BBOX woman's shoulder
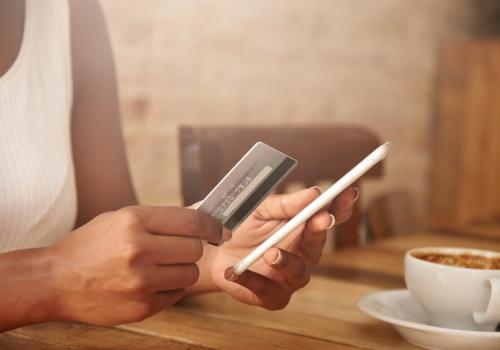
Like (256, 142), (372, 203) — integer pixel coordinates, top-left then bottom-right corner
(69, 0), (115, 94)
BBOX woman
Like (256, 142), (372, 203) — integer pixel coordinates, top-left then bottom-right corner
(0, 0), (358, 331)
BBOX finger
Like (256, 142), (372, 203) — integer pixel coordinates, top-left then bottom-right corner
(222, 227), (232, 241)
(300, 212), (332, 265)
(224, 267), (290, 310)
(144, 235), (203, 264)
(301, 226), (328, 266)
(150, 289), (185, 313)
(263, 248), (310, 290)
(150, 263), (200, 291)
(331, 187), (359, 225)
(258, 187), (321, 220)
(121, 206), (222, 243)
(304, 210), (334, 233)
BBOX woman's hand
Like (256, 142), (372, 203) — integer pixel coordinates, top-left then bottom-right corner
(203, 187), (358, 310)
(48, 206), (221, 325)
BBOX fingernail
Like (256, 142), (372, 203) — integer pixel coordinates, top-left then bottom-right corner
(224, 267), (239, 282)
(327, 214), (336, 229)
(271, 249), (283, 266)
(208, 240), (221, 246)
(352, 188), (360, 202)
(221, 228), (232, 242)
(311, 186), (323, 195)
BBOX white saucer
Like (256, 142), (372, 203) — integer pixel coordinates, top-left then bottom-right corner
(358, 289), (500, 350)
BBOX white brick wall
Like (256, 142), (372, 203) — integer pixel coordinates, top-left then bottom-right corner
(100, 0), (470, 224)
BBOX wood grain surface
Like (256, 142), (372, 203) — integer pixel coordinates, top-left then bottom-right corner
(4, 230), (500, 349)
(431, 40), (500, 229)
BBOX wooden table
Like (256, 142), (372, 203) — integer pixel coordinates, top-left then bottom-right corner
(437, 221), (500, 240)
(3, 230), (500, 349)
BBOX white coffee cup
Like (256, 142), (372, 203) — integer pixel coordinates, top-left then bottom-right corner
(405, 247), (500, 331)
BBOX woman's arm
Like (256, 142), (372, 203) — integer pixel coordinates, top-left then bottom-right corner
(0, 0), (130, 331)
(0, 248), (60, 331)
(0, 206), (222, 332)
(0, 0), (205, 332)
(70, 0), (137, 226)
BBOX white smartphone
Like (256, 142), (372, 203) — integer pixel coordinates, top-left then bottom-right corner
(232, 142), (392, 275)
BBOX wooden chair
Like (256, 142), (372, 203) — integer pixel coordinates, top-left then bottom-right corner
(179, 125), (383, 248)
(366, 190), (417, 241)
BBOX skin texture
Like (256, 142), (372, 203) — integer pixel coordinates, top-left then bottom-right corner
(0, 1), (24, 78)
(200, 187), (358, 309)
(49, 206), (222, 325)
(0, 0), (357, 331)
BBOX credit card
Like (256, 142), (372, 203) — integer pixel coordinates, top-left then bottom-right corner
(197, 142), (297, 231)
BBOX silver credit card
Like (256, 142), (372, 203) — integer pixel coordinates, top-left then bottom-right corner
(197, 142), (297, 231)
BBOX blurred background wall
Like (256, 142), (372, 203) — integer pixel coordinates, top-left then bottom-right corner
(99, 0), (474, 224)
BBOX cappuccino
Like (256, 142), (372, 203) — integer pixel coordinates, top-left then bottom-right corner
(413, 252), (500, 270)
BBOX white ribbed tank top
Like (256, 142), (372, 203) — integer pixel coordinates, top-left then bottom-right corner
(0, 0), (77, 253)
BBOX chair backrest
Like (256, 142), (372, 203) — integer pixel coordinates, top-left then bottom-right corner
(179, 125), (383, 248)
(366, 190), (416, 240)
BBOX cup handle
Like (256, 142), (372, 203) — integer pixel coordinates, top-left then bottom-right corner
(473, 276), (500, 324)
